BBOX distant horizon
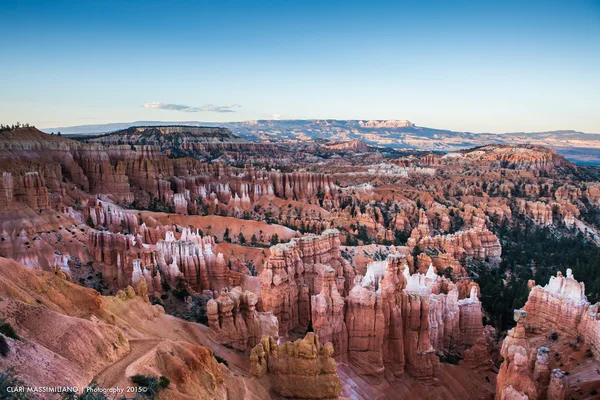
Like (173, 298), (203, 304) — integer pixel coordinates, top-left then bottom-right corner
(38, 118), (599, 136)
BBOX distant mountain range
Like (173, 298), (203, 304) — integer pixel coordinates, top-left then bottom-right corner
(43, 120), (600, 165)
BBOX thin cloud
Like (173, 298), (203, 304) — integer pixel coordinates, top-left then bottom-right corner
(144, 102), (241, 113)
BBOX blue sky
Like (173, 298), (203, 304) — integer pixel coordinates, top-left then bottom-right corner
(1, 0), (599, 133)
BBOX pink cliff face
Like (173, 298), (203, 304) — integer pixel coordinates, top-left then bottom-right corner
(311, 267), (348, 359)
(497, 270), (600, 400)
(260, 229), (354, 335)
(523, 269), (588, 336)
(207, 287), (278, 351)
(250, 333), (343, 399)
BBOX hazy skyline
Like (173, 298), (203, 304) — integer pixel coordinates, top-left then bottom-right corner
(1, 0), (599, 133)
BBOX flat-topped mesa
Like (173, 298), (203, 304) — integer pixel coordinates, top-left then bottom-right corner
(88, 126), (275, 167)
(358, 119), (414, 129)
(207, 287), (278, 351)
(90, 126), (244, 145)
(523, 269), (589, 336)
(457, 145), (567, 171)
(325, 139), (369, 152)
(260, 229), (354, 335)
(1, 127), (343, 218)
(134, 126), (235, 137)
(249, 333), (343, 399)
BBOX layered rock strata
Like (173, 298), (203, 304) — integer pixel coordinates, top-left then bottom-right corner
(316, 254), (489, 381)
(497, 270), (600, 399)
(207, 287), (278, 351)
(260, 229), (354, 335)
(250, 333), (343, 399)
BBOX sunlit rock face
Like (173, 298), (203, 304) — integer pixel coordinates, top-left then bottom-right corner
(207, 287), (278, 351)
(523, 268), (588, 336)
(260, 229), (354, 335)
(340, 255), (489, 380)
(250, 333), (343, 399)
(156, 230), (230, 292)
(311, 267), (348, 359)
(497, 270), (600, 400)
(496, 310), (569, 400)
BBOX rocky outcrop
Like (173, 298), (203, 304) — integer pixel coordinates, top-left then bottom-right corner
(0, 172), (14, 205)
(555, 185), (582, 203)
(207, 287), (278, 351)
(517, 200), (553, 226)
(525, 270), (600, 361)
(523, 269), (588, 336)
(407, 209), (432, 247)
(460, 145), (566, 171)
(260, 229), (354, 335)
(578, 303), (600, 359)
(344, 256), (488, 380)
(14, 172), (50, 210)
(414, 227), (501, 262)
(497, 271), (600, 400)
(496, 309), (569, 400)
(87, 226), (231, 294)
(457, 286), (485, 350)
(311, 267), (348, 359)
(74, 147), (134, 204)
(496, 310), (539, 399)
(87, 230), (147, 287)
(345, 278), (387, 376)
(250, 333), (343, 399)
(402, 286), (439, 379)
(156, 230), (229, 292)
(585, 184), (600, 206)
(83, 199), (138, 233)
(260, 242), (301, 334)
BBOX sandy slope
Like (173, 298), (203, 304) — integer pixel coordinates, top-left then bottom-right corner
(0, 257), (268, 399)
